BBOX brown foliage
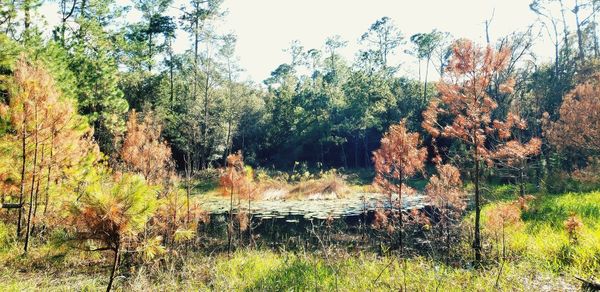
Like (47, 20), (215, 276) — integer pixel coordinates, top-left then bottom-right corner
(516, 194), (536, 212)
(421, 40), (524, 164)
(491, 138), (542, 166)
(426, 164), (466, 212)
(564, 214), (584, 243)
(120, 110), (173, 184)
(372, 207), (389, 230)
(151, 181), (208, 244)
(219, 152), (257, 200)
(544, 74), (600, 153)
(286, 174), (350, 199)
(372, 121), (427, 201)
(486, 202), (523, 233)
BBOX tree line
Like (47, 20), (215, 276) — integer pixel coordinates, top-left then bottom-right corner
(1, 0), (598, 173)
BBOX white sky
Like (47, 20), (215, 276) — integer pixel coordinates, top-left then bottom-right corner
(40, 0), (569, 82)
(215, 0), (548, 81)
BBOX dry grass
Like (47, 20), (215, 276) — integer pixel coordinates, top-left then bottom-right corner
(249, 173), (352, 200)
(285, 174), (350, 199)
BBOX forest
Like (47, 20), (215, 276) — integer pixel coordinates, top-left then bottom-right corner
(0, 0), (600, 291)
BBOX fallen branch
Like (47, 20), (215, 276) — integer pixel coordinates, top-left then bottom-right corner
(1, 203), (23, 209)
(575, 275), (600, 291)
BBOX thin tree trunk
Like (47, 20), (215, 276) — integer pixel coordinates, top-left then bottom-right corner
(17, 117), (27, 237)
(227, 182), (234, 255)
(418, 58), (422, 96)
(23, 0), (31, 32)
(225, 120), (232, 159)
(106, 243), (120, 292)
(363, 133), (369, 167)
(423, 55), (430, 102)
(354, 137), (358, 168)
(560, 0), (571, 57)
(169, 38), (174, 108)
(184, 152), (191, 224)
(31, 143), (45, 233)
(445, 202), (450, 265)
(473, 146), (482, 264)
(24, 107), (39, 253)
(202, 47), (211, 169)
(594, 0), (599, 58)
(519, 163), (525, 197)
(574, 0), (585, 61)
(398, 175), (403, 257)
(44, 132), (54, 215)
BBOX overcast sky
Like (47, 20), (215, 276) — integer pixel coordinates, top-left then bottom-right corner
(42, 0), (567, 82)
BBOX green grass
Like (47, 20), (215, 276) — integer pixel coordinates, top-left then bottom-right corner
(482, 190), (600, 277)
(524, 191), (600, 228)
(0, 248), (577, 291)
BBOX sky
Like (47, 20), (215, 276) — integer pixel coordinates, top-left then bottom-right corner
(213, 0), (549, 81)
(41, 0), (564, 83)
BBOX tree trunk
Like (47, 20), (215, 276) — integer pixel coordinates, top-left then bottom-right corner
(560, 0), (571, 57)
(519, 162), (526, 197)
(398, 177), (403, 257)
(225, 119), (232, 159)
(44, 132), (54, 215)
(473, 151), (482, 264)
(340, 141), (348, 169)
(31, 144), (44, 234)
(227, 183), (234, 255)
(423, 55), (430, 102)
(184, 152), (191, 224)
(17, 117), (27, 237)
(594, 1), (599, 58)
(169, 38), (174, 108)
(574, 0), (585, 61)
(354, 137), (359, 168)
(23, 0), (31, 32)
(24, 108), (39, 253)
(106, 244), (120, 292)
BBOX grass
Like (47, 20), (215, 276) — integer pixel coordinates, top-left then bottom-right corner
(482, 189), (600, 277)
(0, 248), (577, 291)
(1, 187), (598, 290)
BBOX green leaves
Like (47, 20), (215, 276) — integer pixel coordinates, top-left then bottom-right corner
(73, 173), (158, 239)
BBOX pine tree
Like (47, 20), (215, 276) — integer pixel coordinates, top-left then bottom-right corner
(372, 121), (427, 254)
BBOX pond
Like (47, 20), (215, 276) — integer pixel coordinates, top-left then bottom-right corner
(199, 192), (430, 220)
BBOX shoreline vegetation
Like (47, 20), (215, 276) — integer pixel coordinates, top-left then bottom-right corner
(1, 187), (599, 291)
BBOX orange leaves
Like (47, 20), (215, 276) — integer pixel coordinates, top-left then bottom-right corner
(485, 202), (523, 233)
(492, 138), (541, 166)
(120, 110), (173, 184)
(372, 207), (390, 231)
(219, 152), (257, 200)
(372, 121), (427, 196)
(499, 78), (516, 94)
(425, 164), (466, 211)
(423, 40), (538, 169)
(422, 100), (441, 138)
(564, 214), (584, 243)
(516, 194), (535, 212)
(544, 74), (600, 153)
